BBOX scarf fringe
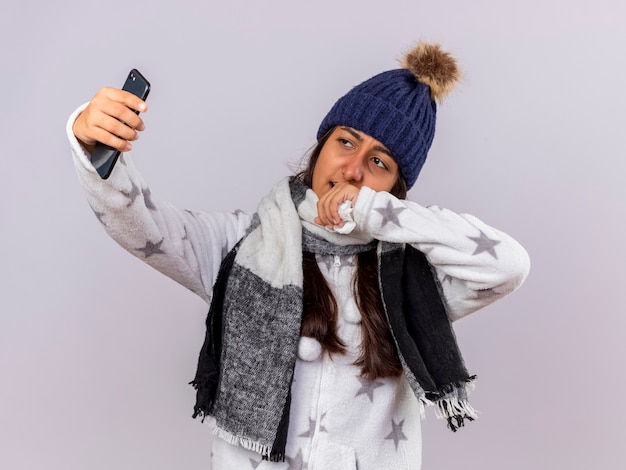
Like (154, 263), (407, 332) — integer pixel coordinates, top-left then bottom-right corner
(189, 379), (216, 422)
(207, 420), (275, 461)
(191, 405), (286, 462)
(418, 395), (434, 419)
(432, 379), (478, 432)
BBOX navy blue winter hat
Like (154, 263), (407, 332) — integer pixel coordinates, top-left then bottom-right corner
(317, 42), (460, 189)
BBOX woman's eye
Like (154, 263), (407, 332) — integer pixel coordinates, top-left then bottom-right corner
(372, 157), (387, 169)
(338, 138), (354, 148)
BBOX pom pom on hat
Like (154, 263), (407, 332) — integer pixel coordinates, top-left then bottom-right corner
(317, 41), (460, 189)
(401, 42), (461, 101)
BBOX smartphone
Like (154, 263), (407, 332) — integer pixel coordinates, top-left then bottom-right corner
(91, 69), (151, 179)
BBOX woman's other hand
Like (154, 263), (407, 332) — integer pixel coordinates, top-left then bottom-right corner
(314, 182), (360, 229)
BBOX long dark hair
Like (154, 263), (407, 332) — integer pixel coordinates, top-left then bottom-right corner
(296, 128), (406, 379)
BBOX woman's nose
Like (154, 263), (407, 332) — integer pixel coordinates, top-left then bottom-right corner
(342, 155), (364, 182)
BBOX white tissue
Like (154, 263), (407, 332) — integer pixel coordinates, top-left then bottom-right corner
(328, 200), (356, 234)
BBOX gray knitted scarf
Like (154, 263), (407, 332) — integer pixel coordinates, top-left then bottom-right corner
(190, 177), (476, 462)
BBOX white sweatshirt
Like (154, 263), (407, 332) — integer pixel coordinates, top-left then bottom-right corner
(67, 105), (530, 470)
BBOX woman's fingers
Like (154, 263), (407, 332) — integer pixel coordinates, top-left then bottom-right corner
(87, 113), (138, 151)
(315, 183), (360, 228)
(73, 87), (147, 152)
(97, 86), (147, 114)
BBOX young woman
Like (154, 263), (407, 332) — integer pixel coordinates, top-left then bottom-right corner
(68, 42), (530, 470)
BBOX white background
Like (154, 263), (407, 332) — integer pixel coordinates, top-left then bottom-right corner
(1, 0), (625, 468)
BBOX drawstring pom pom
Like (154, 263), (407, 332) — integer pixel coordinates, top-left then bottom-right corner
(401, 42), (461, 102)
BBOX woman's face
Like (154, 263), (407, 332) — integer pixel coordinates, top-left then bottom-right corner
(311, 127), (400, 198)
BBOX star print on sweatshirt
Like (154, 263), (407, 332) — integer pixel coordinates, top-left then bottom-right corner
(67, 103), (530, 470)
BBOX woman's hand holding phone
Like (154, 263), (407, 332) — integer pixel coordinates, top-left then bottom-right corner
(73, 87), (147, 154)
(73, 69), (150, 178)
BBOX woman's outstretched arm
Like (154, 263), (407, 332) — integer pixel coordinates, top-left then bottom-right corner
(68, 96), (253, 304)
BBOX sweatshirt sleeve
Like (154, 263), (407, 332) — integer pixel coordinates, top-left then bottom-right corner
(67, 104), (253, 304)
(352, 186), (530, 321)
